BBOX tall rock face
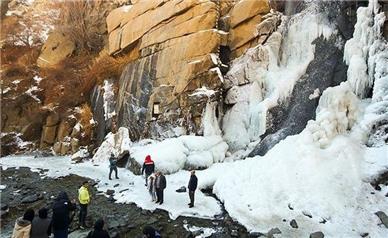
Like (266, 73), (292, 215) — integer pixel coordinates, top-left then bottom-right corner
(107, 0), (271, 140)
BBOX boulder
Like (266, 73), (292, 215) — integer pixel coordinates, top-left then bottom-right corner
(53, 142), (61, 154)
(290, 219), (298, 229)
(175, 186), (186, 193)
(310, 231), (324, 238)
(21, 194), (39, 203)
(37, 31), (75, 68)
(106, 189), (115, 195)
(375, 211), (388, 228)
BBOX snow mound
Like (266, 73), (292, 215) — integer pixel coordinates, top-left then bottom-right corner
(131, 135), (228, 174)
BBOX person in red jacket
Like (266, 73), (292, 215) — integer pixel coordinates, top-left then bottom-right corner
(141, 155), (155, 186)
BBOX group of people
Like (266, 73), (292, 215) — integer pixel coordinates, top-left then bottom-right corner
(11, 153), (198, 238)
(11, 183), (94, 238)
(141, 155), (198, 208)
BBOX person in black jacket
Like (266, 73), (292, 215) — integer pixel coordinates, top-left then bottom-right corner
(30, 207), (51, 238)
(155, 171), (166, 205)
(86, 218), (110, 238)
(109, 153), (119, 180)
(52, 191), (76, 238)
(141, 155), (155, 186)
(187, 170), (198, 208)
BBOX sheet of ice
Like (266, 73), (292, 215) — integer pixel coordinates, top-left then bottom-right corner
(222, 3), (335, 151)
(0, 156), (221, 220)
(102, 80), (116, 121)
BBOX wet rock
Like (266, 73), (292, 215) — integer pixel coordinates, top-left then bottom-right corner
(267, 228), (281, 237)
(310, 231), (324, 238)
(1, 209), (9, 218)
(21, 194), (39, 203)
(176, 186), (187, 193)
(1, 204), (8, 210)
(249, 232), (265, 238)
(231, 229), (239, 237)
(303, 211), (313, 218)
(248, 1), (351, 156)
(360, 233), (369, 237)
(108, 220), (120, 229)
(375, 211), (388, 228)
(106, 189), (115, 195)
(290, 219), (298, 229)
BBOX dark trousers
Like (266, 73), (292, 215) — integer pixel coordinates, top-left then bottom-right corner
(109, 167), (118, 179)
(53, 229), (68, 238)
(189, 190), (195, 205)
(156, 188), (164, 203)
(79, 204), (88, 226)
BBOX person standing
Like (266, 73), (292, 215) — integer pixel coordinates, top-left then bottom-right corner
(30, 207), (51, 238)
(11, 208), (34, 238)
(147, 174), (157, 202)
(78, 181), (90, 229)
(141, 155), (155, 186)
(86, 218), (110, 238)
(52, 191), (76, 238)
(187, 170), (198, 208)
(155, 171), (166, 205)
(109, 153), (119, 180)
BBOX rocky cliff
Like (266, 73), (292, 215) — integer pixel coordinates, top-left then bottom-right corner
(1, 0), (387, 157)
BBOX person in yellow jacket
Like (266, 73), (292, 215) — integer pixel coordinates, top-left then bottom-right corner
(78, 181), (90, 229)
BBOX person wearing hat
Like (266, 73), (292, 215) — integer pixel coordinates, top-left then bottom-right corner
(141, 155), (155, 186)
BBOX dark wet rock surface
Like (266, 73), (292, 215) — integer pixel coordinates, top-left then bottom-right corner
(0, 166), (251, 237)
(249, 0), (355, 157)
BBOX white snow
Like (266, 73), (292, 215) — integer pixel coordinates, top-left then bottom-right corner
(0, 156), (221, 220)
(183, 224), (222, 238)
(189, 87), (216, 98)
(25, 86), (41, 102)
(2, 87), (11, 94)
(33, 75), (42, 84)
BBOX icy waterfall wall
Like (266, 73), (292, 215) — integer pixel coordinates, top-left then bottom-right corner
(222, 1), (358, 155)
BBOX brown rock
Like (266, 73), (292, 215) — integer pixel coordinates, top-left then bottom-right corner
(60, 142), (71, 155)
(45, 112), (59, 127)
(53, 142), (61, 154)
(139, 1), (217, 49)
(41, 125), (57, 145)
(229, 14), (263, 51)
(229, 0), (270, 28)
(57, 119), (76, 142)
(37, 31), (75, 68)
(71, 138), (80, 153)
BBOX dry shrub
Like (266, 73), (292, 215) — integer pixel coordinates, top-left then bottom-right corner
(82, 51), (135, 94)
(55, 0), (106, 53)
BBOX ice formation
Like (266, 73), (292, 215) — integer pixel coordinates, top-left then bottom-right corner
(222, 3), (335, 151)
